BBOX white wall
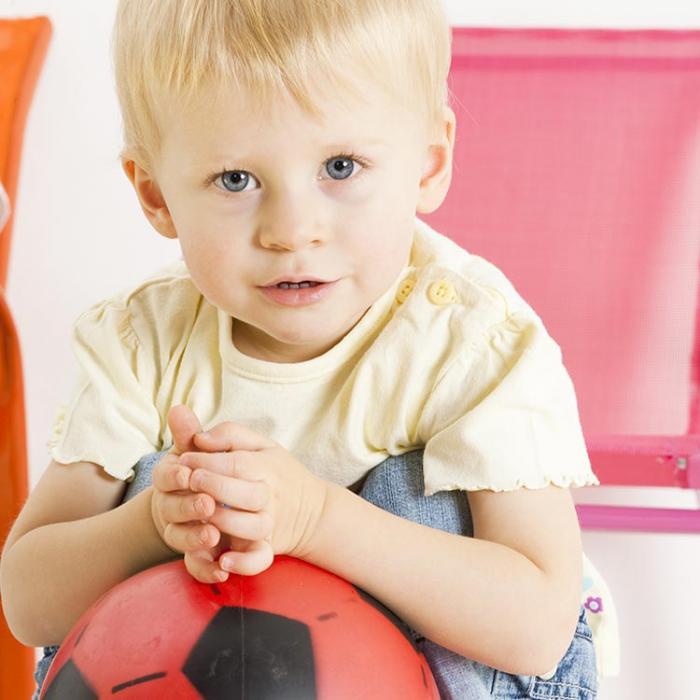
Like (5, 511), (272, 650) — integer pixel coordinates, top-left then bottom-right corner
(2, 2), (699, 698)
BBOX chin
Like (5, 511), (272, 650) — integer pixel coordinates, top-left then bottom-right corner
(275, 327), (333, 347)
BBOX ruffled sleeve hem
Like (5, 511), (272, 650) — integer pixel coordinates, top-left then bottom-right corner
(423, 469), (600, 497)
(48, 445), (137, 483)
(48, 402), (139, 482)
(46, 395), (140, 482)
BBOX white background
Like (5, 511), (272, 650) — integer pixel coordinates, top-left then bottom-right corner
(2, 2), (700, 698)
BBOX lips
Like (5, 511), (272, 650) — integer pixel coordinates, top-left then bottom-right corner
(262, 275), (334, 287)
(259, 279), (338, 307)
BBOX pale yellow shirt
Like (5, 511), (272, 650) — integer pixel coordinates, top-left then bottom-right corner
(48, 216), (619, 678)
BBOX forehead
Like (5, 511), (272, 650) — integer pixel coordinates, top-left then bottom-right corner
(159, 77), (420, 161)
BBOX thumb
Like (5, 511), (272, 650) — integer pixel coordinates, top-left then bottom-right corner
(167, 404), (204, 456)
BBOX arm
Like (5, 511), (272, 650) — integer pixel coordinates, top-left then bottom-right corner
(0, 460), (178, 648)
(172, 418), (583, 676)
(300, 481), (582, 677)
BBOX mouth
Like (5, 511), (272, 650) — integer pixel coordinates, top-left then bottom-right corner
(258, 279), (338, 307)
(261, 275), (334, 288)
(269, 281), (323, 290)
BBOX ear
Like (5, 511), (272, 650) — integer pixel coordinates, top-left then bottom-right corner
(416, 106), (456, 215)
(121, 157), (178, 239)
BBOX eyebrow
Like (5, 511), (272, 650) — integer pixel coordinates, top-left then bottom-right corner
(326, 140), (388, 149)
(204, 140), (388, 164)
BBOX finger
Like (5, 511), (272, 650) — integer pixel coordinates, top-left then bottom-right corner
(179, 452), (238, 477)
(193, 422), (277, 453)
(208, 505), (273, 541)
(185, 547), (230, 584)
(186, 467), (269, 512)
(167, 404), (204, 457)
(160, 490), (217, 524)
(153, 454), (192, 492)
(164, 519), (221, 553)
(180, 450), (263, 483)
(218, 539), (274, 576)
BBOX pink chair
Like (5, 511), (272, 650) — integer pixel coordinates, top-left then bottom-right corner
(423, 27), (700, 534)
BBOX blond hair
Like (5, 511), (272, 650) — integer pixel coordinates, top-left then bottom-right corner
(112, 0), (452, 173)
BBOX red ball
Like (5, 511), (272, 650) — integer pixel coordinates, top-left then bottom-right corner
(41, 555), (439, 699)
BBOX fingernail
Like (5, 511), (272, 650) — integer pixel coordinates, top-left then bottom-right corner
(199, 432), (212, 439)
(191, 471), (205, 490)
(221, 556), (233, 570)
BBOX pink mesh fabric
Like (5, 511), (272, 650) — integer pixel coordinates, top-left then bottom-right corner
(424, 28), (700, 440)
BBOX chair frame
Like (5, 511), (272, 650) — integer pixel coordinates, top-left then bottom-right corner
(0, 15), (53, 700)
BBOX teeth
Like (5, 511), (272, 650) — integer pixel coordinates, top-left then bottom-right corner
(277, 281), (319, 289)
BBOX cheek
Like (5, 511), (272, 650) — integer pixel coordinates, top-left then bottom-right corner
(175, 229), (235, 300)
(166, 188), (227, 245)
(176, 216), (233, 267)
(347, 224), (412, 279)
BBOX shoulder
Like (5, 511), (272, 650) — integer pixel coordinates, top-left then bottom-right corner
(72, 258), (209, 347)
(396, 218), (544, 351)
(74, 257), (197, 320)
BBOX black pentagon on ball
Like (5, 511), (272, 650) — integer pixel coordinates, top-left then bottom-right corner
(41, 658), (97, 700)
(183, 606), (317, 700)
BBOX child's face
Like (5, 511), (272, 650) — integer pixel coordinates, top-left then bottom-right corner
(133, 79), (453, 363)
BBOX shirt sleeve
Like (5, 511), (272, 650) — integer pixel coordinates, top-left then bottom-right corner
(417, 309), (600, 496)
(47, 299), (162, 482)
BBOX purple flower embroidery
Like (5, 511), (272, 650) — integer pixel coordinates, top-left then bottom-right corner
(585, 596), (603, 614)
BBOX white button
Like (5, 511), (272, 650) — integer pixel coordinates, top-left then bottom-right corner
(395, 277), (416, 305)
(427, 279), (459, 306)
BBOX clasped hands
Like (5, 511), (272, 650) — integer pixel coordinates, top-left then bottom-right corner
(150, 405), (329, 583)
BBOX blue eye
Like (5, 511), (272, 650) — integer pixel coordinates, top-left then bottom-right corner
(325, 156), (356, 180)
(219, 171), (252, 193)
(211, 153), (366, 194)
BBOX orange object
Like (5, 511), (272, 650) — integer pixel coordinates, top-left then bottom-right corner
(0, 15), (52, 700)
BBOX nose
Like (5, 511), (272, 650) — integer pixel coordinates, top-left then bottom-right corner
(257, 190), (326, 251)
